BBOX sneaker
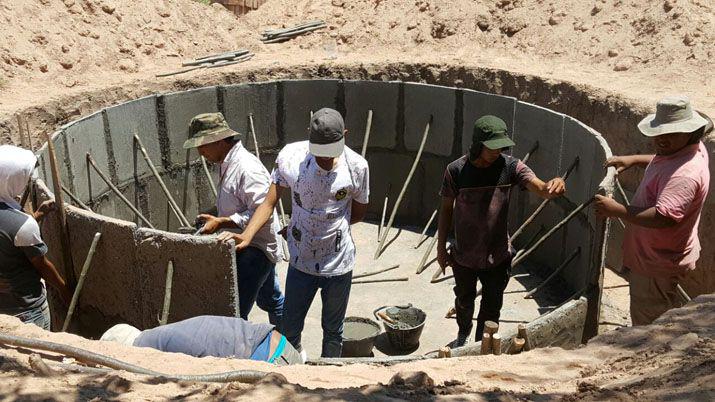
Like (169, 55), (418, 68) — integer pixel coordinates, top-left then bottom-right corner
(453, 334), (469, 348)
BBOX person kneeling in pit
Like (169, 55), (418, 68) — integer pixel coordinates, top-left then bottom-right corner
(101, 315), (302, 365)
(437, 115), (566, 347)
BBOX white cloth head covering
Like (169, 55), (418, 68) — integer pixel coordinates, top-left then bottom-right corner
(100, 324), (141, 346)
(0, 145), (37, 210)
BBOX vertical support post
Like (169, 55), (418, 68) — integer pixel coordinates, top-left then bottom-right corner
(248, 113), (260, 159)
(582, 189), (610, 342)
(361, 109), (373, 158)
(62, 232), (102, 332)
(160, 260), (174, 326)
(201, 156), (218, 199)
(181, 149), (191, 216)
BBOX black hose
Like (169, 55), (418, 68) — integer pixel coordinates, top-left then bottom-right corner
(0, 332), (270, 383)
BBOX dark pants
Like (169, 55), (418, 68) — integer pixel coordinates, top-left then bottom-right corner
(282, 267), (352, 358)
(236, 247), (285, 328)
(453, 258), (510, 341)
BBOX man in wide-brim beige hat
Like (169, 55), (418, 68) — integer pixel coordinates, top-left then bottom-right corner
(594, 95), (712, 325)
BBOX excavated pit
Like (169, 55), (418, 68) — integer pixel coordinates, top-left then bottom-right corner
(30, 76), (617, 360)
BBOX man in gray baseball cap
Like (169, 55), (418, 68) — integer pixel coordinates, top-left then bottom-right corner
(217, 107), (370, 359)
(595, 96), (712, 325)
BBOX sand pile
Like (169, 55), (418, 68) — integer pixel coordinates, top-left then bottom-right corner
(246, 0), (714, 73)
(0, 0), (253, 87)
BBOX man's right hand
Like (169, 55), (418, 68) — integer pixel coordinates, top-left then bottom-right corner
(196, 214), (224, 234)
(217, 231), (252, 251)
(604, 156), (635, 173)
(437, 245), (454, 271)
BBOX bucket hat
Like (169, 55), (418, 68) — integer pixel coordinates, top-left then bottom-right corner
(309, 108), (345, 158)
(183, 112), (239, 149)
(473, 115), (516, 150)
(637, 96), (708, 137)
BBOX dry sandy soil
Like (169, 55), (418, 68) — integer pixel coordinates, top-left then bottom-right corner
(0, 0), (713, 399)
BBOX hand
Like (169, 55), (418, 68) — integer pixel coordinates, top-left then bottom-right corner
(545, 177), (566, 197)
(594, 194), (625, 219)
(217, 231), (252, 251)
(437, 245), (455, 271)
(604, 156), (633, 174)
(278, 226), (288, 240)
(196, 214), (223, 234)
(33, 200), (56, 220)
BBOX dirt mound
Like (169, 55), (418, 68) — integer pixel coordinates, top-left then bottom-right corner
(247, 0), (714, 72)
(0, 0), (252, 87)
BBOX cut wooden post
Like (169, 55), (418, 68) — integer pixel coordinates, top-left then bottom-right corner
(438, 347), (452, 358)
(517, 323), (531, 351)
(248, 113), (260, 159)
(62, 232), (102, 332)
(508, 337), (526, 354)
(480, 333), (491, 355)
(484, 321), (499, 335)
(415, 209), (438, 248)
(201, 156), (218, 199)
(160, 260), (174, 326)
(445, 306), (456, 319)
(86, 153), (155, 229)
(375, 116), (432, 258)
(360, 109), (373, 158)
(134, 135), (191, 227)
(416, 235), (438, 274)
(492, 333), (502, 355)
(46, 133), (77, 287)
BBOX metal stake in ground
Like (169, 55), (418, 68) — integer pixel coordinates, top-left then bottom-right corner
(134, 135), (192, 227)
(62, 232), (102, 332)
(361, 109), (373, 158)
(46, 133), (77, 288)
(160, 260), (174, 326)
(86, 153), (155, 229)
(375, 116), (432, 259)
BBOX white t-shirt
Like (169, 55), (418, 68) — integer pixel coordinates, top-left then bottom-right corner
(271, 141), (369, 276)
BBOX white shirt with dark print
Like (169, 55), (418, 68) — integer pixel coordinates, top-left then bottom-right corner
(271, 141), (369, 277)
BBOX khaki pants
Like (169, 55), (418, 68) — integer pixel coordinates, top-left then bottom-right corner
(627, 268), (686, 326)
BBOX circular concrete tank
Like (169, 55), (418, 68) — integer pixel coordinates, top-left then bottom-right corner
(32, 79), (615, 357)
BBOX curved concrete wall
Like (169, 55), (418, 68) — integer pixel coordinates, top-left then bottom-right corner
(34, 80), (615, 339)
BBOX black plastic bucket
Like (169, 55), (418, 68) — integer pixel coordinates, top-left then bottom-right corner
(341, 316), (381, 357)
(374, 304), (427, 351)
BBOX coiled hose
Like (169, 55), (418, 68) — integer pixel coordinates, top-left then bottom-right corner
(0, 332), (270, 383)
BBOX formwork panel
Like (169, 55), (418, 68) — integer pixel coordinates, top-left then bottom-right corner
(135, 228), (239, 328)
(365, 151), (425, 224)
(222, 82), (279, 152)
(462, 90), (517, 154)
(404, 83), (454, 156)
(343, 80), (399, 151)
(63, 113), (109, 203)
(105, 96), (161, 184)
(39, 131), (71, 197)
(282, 79), (340, 144)
(163, 87), (219, 166)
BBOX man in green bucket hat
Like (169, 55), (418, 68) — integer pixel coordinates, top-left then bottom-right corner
(183, 112), (285, 328)
(436, 115), (566, 347)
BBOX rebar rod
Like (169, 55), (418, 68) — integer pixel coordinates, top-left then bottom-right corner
(0, 332), (269, 383)
(677, 284), (692, 303)
(262, 20), (325, 36)
(512, 197), (595, 267)
(361, 110), (373, 158)
(160, 260), (174, 326)
(60, 185), (91, 211)
(195, 49), (249, 61)
(182, 50), (249, 66)
(248, 113), (260, 159)
(415, 209), (438, 248)
(416, 235), (438, 274)
(62, 232), (101, 332)
(46, 133), (76, 287)
(375, 116), (432, 258)
(615, 177), (630, 206)
(262, 23), (326, 39)
(510, 156), (579, 242)
(201, 156), (218, 199)
(86, 153), (154, 229)
(155, 65), (204, 78)
(205, 54), (254, 69)
(514, 225), (545, 261)
(134, 135), (191, 227)
(352, 264), (400, 279)
(352, 277), (408, 284)
(261, 25), (326, 43)
(523, 247), (581, 299)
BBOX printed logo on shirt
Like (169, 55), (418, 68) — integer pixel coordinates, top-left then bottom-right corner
(335, 188), (348, 201)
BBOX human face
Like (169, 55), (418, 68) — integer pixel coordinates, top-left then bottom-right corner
(651, 132), (691, 156)
(197, 141), (228, 163)
(479, 146), (503, 165)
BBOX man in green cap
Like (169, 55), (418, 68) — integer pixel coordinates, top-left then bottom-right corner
(437, 115), (566, 346)
(183, 112), (284, 327)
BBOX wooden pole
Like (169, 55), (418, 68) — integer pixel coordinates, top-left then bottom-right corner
(160, 260), (174, 326)
(360, 110), (373, 158)
(492, 333), (502, 355)
(248, 113), (261, 159)
(352, 264), (400, 279)
(378, 196), (388, 240)
(480, 333), (491, 355)
(62, 232), (101, 332)
(375, 116), (432, 259)
(181, 149), (191, 216)
(415, 235), (438, 274)
(17, 115), (27, 148)
(517, 323), (531, 351)
(523, 247), (581, 299)
(201, 156), (218, 199)
(46, 133), (77, 287)
(415, 209), (438, 248)
(352, 277), (408, 284)
(484, 321), (499, 335)
(507, 337), (525, 354)
(61, 185), (92, 212)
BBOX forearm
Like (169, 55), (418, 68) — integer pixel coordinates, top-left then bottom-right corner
(33, 257), (68, 291)
(437, 199), (453, 248)
(627, 154), (655, 168)
(243, 201), (277, 238)
(614, 204), (675, 228)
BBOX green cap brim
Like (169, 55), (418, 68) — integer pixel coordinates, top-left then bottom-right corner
(482, 136), (515, 150)
(182, 128), (238, 149)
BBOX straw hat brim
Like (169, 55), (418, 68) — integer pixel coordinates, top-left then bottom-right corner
(638, 112), (708, 137)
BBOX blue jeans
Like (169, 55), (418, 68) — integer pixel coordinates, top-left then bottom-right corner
(236, 247), (284, 327)
(14, 299), (50, 330)
(282, 267), (352, 358)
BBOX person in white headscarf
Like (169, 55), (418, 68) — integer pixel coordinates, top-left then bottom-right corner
(0, 145), (72, 330)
